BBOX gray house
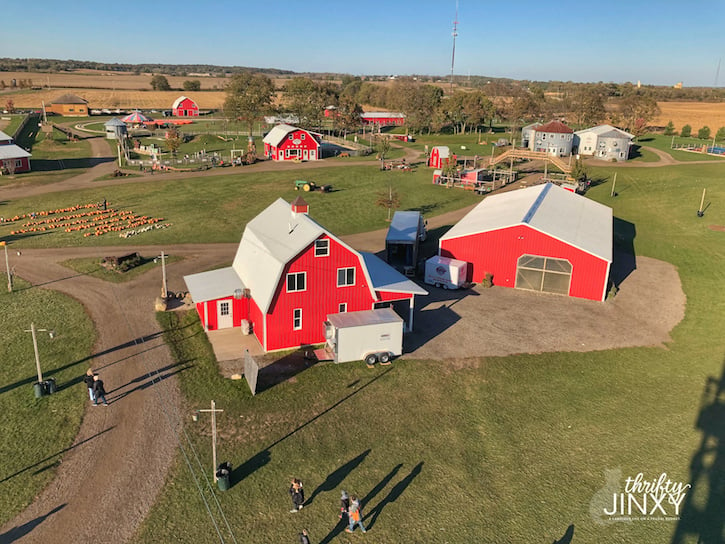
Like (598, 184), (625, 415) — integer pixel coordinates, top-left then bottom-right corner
(574, 125), (634, 162)
(526, 120), (574, 157)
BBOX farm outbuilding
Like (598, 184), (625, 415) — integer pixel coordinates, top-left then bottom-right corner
(439, 183), (613, 301)
(46, 93), (89, 116)
(172, 96), (199, 117)
(104, 118), (127, 140)
(428, 146), (452, 168)
(360, 112), (405, 126)
(574, 125), (634, 162)
(184, 197), (427, 353)
(263, 124), (321, 161)
(0, 130), (31, 173)
(385, 211), (426, 273)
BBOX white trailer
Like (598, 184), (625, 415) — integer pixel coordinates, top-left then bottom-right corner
(317, 308), (403, 365)
(424, 255), (468, 289)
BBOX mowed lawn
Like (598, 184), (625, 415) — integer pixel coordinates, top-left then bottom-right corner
(0, 165), (481, 248)
(130, 160), (725, 543)
(0, 278), (96, 526)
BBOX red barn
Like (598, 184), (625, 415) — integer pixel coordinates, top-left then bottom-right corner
(428, 146), (452, 168)
(0, 130), (31, 173)
(184, 197), (427, 352)
(172, 96), (199, 117)
(360, 112), (405, 126)
(439, 184), (612, 301)
(263, 124), (321, 161)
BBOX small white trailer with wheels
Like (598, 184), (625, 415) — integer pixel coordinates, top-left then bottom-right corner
(424, 255), (468, 289)
(315, 308), (404, 365)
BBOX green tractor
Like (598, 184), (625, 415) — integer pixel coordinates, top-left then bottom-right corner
(294, 180), (332, 192)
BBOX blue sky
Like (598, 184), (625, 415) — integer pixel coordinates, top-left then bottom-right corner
(2, 0), (724, 86)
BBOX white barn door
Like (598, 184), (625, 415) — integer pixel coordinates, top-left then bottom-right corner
(217, 300), (233, 329)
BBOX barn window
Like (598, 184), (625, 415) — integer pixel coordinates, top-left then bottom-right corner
(337, 267), (355, 287)
(219, 301), (230, 316)
(288, 134), (293, 140)
(338, 303), (347, 313)
(315, 239), (329, 257)
(515, 254), (572, 296)
(300, 133), (306, 140)
(286, 149), (300, 158)
(15, 160), (22, 167)
(287, 272), (306, 292)
(293, 308), (302, 330)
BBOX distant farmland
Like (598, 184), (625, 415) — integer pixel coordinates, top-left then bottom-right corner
(653, 101), (725, 132)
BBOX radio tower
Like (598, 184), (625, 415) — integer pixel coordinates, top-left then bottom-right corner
(450, 0), (459, 91)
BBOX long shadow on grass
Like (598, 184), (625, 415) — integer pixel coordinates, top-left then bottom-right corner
(363, 462), (423, 531)
(319, 463), (403, 544)
(671, 357), (725, 544)
(306, 449), (371, 506)
(233, 369), (393, 487)
(0, 503), (66, 543)
(611, 217), (636, 287)
(553, 524), (574, 543)
(0, 427), (115, 484)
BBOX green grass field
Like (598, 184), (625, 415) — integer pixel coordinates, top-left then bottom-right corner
(128, 158), (725, 543)
(0, 277), (96, 527)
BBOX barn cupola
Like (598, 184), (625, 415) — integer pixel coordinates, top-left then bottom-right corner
(291, 196), (309, 216)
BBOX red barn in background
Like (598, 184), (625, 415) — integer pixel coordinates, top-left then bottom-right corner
(428, 146), (452, 168)
(0, 130), (31, 173)
(184, 197), (427, 352)
(439, 184), (612, 301)
(263, 124), (321, 161)
(172, 96), (199, 117)
(360, 112), (405, 126)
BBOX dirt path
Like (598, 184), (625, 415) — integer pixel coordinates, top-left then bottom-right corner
(584, 146), (723, 167)
(0, 243), (235, 543)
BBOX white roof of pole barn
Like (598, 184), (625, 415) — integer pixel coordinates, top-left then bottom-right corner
(360, 112), (405, 119)
(172, 95), (197, 109)
(327, 307), (403, 329)
(431, 146), (450, 158)
(263, 124), (300, 146)
(184, 267), (245, 304)
(232, 198), (377, 313)
(104, 118), (126, 127)
(0, 130), (13, 142)
(360, 252), (428, 295)
(0, 145), (31, 160)
(441, 184), (612, 262)
(386, 211), (421, 244)
(575, 124), (634, 139)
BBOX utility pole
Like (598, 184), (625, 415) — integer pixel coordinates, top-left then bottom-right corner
(1, 241), (11, 292)
(157, 251), (168, 298)
(196, 401), (224, 480)
(25, 322), (49, 383)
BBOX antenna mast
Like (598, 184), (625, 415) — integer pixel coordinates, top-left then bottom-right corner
(450, 0), (459, 92)
(715, 57), (721, 87)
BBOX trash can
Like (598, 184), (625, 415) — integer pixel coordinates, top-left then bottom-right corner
(45, 378), (57, 395)
(33, 382), (45, 398)
(216, 462), (232, 491)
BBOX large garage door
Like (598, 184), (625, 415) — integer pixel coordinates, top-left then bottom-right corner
(515, 255), (572, 295)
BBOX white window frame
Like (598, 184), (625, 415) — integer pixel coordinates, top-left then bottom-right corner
(219, 301), (230, 316)
(286, 149), (301, 158)
(293, 308), (302, 330)
(286, 272), (307, 292)
(315, 239), (329, 257)
(338, 303), (347, 313)
(300, 133), (306, 140)
(337, 267), (355, 287)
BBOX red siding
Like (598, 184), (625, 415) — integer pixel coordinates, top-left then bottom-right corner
(428, 149), (441, 168)
(440, 224), (609, 301)
(195, 302), (207, 328)
(266, 129), (320, 161)
(0, 157), (30, 173)
(265, 235), (377, 351)
(376, 291), (413, 303)
(173, 98), (199, 117)
(206, 300), (218, 330)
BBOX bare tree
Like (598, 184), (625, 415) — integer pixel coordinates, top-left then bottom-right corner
(375, 185), (400, 221)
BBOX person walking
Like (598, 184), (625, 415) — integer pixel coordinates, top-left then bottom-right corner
(339, 490), (350, 520)
(289, 478), (305, 513)
(298, 529), (311, 544)
(92, 374), (108, 406)
(345, 495), (366, 534)
(83, 369), (96, 403)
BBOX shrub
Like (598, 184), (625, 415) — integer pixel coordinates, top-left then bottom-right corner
(698, 126), (711, 140)
(680, 124), (692, 138)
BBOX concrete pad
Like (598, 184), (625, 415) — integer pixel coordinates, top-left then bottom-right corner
(206, 327), (264, 361)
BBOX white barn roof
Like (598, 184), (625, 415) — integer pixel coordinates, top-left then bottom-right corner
(441, 184), (612, 262)
(361, 112), (405, 119)
(386, 211), (421, 244)
(0, 130), (13, 143)
(360, 252), (428, 295)
(431, 146), (450, 158)
(263, 124), (300, 146)
(575, 124), (633, 139)
(172, 95), (196, 109)
(0, 144), (31, 160)
(184, 267), (245, 303)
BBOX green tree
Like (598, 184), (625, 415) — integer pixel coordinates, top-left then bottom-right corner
(716, 126), (725, 142)
(223, 73), (275, 136)
(619, 92), (659, 137)
(376, 137), (391, 168)
(663, 120), (676, 136)
(283, 77), (331, 129)
(570, 157), (587, 182)
(391, 79), (443, 134)
(697, 126), (711, 139)
(183, 80), (201, 91)
(150, 75), (171, 91)
(165, 127), (182, 155)
(334, 95), (363, 137)
(570, 86), (606, 127)
(680, 124), (692, 138)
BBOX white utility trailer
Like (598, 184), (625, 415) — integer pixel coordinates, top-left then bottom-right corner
(424, 255), (468, 289)
(315, 308), (403, 365)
